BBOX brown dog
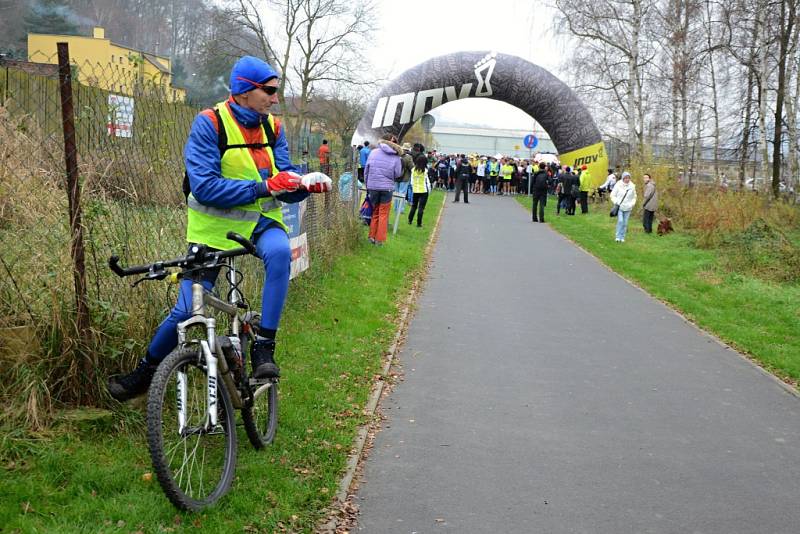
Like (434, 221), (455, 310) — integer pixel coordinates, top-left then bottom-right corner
(657, 216), (674, 236)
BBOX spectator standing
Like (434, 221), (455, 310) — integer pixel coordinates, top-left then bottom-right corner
(365, 135), (403, 245)
(449, 155), (457, 191)
(500, 159), (514, 195)
(564, 167), (579, 215)
(531, 162), (549, 223)
(395, 142), (414, 215)
(436, 156), (449, 189)
(598, 169), (616, 201)
(610, 171), (637, 242)
(579, 164), (592, 213)
(475, 158), (487, 193)
(408, 154), (431, 227)
(317, 139), (331, 175)
(642, 173), (658, 233)
(488, 157), (500, 194)
(525, 160), (534, 194)
(358, 141), (371, 183)
(453, 155), (471, 203)
(555, 168), (566, 215)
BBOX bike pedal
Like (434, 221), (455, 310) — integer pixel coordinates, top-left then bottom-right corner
(248, 378), (275, 387)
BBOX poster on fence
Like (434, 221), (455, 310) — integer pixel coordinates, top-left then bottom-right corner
(107, 94), (134, 138)
(281, 200), (309, 279)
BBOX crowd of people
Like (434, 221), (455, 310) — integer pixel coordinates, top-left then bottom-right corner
(355, 140), (658, 245)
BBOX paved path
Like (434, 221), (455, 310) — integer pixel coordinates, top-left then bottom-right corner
(355, 194), (800, 534)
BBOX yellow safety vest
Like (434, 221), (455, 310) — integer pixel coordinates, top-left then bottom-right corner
(410, 168), (429, 193)
(580, 170), (592, 192)
(186, 101), (286, 250)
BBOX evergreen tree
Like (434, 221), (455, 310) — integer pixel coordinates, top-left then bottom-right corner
(24, 0), (80, 36)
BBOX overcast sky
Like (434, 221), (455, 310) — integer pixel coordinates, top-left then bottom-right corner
(365, 0), (570, 132)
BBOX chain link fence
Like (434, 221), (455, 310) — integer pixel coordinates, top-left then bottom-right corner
(0, 46), (360, 415)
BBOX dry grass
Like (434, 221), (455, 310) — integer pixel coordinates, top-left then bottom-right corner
(626, 157), (800, 283)
(1, 106), (362, 433)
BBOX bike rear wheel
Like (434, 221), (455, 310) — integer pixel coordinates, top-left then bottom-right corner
(146, 345), (237, 511)
(242, 379), (279, 449)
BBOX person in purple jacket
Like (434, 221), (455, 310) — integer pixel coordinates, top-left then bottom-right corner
(365, 134), (403, 245)
(108, 55), (331, 401)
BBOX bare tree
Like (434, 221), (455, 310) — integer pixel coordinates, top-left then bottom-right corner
(315, 84), (368, 159)
(225, 0), (375, 152)
(784, 34), (800, 194)
(701, 0), (728, 182)
(554, 0), (657, 157)
(288, 0), (375, 146)
(770, 0), (799, 196)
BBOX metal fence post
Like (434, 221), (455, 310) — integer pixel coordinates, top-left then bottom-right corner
(57, 43), (91, 349)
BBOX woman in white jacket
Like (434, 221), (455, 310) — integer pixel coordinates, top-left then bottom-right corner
(610, 172), (637, 242)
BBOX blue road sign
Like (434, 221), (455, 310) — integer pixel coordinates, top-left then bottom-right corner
(523, 134), (538, 149)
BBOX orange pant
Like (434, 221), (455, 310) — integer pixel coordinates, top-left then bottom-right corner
(368, 200), (391, 243)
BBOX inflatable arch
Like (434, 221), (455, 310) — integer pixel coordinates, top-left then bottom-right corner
(353, 51), (608, 186)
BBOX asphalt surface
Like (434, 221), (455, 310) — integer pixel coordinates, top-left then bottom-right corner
(355, 193), (800, 534)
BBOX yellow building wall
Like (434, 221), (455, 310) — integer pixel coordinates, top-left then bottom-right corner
(27, 33), (185, 102)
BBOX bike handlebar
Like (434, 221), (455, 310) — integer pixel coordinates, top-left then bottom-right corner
(108, 232), (257, 279)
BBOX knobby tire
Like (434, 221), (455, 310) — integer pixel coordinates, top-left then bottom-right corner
(146, 345), (237, 511)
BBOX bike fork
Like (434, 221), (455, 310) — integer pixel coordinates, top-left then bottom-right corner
(176, 368), (187, 434)
(200, 340), (219, 428)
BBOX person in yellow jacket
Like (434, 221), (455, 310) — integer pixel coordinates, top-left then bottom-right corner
(579, 164), (592, 214)
(108, 56), (332, 402)
(407, 155), (431, 227)
(500, 159), (515, 195)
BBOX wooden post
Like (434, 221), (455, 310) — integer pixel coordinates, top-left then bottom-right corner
(57, 43), (91, 355)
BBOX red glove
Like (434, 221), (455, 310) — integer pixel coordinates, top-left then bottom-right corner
(266, 171), (302, 196)
(301, 172), (333, 193)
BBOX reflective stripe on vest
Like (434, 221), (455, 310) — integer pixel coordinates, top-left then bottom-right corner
(187, 195), (278, 222)
(186, 100), (286, 250)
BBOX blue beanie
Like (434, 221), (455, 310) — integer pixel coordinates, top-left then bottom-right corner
(229, 56), (279, 95)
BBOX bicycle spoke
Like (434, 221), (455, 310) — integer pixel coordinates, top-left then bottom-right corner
(148, 346), (236, 510)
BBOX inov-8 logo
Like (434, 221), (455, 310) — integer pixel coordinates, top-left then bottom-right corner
(371, 52), (497, 128)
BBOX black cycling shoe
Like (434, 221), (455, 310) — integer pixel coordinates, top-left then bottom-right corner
(251, 339), (280, 378)
(108, 358), (158, 402)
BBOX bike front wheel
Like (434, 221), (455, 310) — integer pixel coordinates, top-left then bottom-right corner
(146, 345), (237, 511)
(242, 378), (279, 449)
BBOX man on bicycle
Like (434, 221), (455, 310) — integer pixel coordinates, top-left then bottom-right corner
(108, 56), (331, 401)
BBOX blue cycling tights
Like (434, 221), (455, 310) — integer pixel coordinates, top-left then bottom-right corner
(146, 224), (291, 361)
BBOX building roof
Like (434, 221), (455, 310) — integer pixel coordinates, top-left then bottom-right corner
(431, 125), (550, 140)
(28, 31), (172, 74)
(141, 53), (170, 74)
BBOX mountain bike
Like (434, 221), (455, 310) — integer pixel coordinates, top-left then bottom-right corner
(109, 231), (278, 511)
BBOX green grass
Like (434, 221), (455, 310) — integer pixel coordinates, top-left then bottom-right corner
(0, 191), (445, 533)
(518, 195), (800, 383)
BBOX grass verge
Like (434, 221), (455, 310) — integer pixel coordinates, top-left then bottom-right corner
(0, 191), (445, 533)
(518, 195), (800, 385)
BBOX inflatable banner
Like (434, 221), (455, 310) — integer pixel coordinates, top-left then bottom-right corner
(353, 51), (608, 187)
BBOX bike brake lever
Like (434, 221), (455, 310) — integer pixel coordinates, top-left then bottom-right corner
(131, 271), (168, 288)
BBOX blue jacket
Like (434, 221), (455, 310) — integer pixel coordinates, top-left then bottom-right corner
(359, 145), (371, 168)
(184, 99), (308, 222)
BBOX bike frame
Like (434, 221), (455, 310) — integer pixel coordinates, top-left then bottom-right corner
(174, 257), (244, 432)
